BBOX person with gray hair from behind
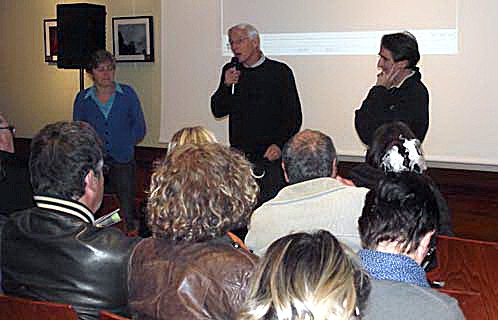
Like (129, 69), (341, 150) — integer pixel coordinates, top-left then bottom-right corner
(1, 121), (140, 320)
(245, 129), (369, 256)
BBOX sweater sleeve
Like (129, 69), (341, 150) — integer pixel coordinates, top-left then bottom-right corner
(276, 64), (302, 148)
(354, 85), (394, 145)
(355, 79), (429, 145)
(72, 91), (86, 121)
(127, 86), (147, 145)
(211, 64), (239, 118)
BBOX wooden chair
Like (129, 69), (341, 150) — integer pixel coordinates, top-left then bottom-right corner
(0, 295), (79, 320)
(99, 310), (131, 320)
(427, 235), (498, 320)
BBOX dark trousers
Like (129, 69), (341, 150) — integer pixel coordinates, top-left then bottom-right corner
(104, 159), (137, 230)
(253, 158), (286, 205)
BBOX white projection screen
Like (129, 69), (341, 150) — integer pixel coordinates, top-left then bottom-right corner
(160, 0), (498, 171)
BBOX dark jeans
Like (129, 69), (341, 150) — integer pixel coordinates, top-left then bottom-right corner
(104, 159), (137, 230)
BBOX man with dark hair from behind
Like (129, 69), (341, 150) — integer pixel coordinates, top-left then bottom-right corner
(1, 121), (140, 320)
(358, 172), (464, 319)
(355, 32), (429, 146)
(245, 129), (369, 256)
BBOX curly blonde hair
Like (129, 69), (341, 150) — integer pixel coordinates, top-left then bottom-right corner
(148, 143), (259, 241)
(167, 126), (217, 155)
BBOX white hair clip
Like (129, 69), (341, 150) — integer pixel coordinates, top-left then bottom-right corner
(381, 136), (426, 173)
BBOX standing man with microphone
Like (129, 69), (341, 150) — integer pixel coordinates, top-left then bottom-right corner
(211, 23), (302, 205)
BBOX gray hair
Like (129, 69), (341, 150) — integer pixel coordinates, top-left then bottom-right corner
(229, 23), (260, 40)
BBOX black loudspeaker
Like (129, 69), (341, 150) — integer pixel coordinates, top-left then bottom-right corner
(57, 3), (106, 69)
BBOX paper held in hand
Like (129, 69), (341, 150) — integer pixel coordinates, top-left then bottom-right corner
(95, 208), (122, 228)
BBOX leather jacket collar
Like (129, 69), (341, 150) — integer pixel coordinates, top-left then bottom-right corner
(33, 195), (95, 225)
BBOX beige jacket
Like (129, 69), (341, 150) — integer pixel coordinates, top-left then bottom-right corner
(245, 177), (369, 256)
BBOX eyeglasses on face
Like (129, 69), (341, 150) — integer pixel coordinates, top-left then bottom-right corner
(0, 126), (15, 134)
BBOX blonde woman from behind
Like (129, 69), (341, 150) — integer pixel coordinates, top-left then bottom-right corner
(238, 230), (371, 320)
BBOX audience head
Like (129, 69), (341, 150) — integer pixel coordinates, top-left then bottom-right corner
(238, 230), (370, 320)
(167, 126), (217, 155)
(366, 121), (426, 174)
(29, 121), (104, 211)
(358, 172), (438, 264)
(282, 129), (337, 184)
(148, 143), (259, 241)
(380, 32), (420, 70)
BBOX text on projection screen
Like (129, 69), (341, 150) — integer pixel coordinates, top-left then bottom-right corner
(221, 0), (458, 56)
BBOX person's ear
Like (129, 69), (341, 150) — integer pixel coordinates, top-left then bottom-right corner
(282, 161), (289, 183)
(415, 230), (435, 264)
(396, 60), (409, 69)
(252, 37), (260, 49)
(84, 170), (99, 193)
(331, 158), (337, 178)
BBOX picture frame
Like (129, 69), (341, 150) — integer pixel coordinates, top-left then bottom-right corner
(112, 16), (154, 62)
(43, 19), (58, 63)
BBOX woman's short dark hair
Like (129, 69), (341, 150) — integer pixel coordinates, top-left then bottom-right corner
(86, 49), (116, 73)
(358, 172), (438, 253)
(147, 143), (259, 242)
(366, 121), (418, 169)
(381, 32), (420, 69)
(29, 121), (103, 200)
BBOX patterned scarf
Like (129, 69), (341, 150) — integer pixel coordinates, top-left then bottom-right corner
(359, 249), (429, 287)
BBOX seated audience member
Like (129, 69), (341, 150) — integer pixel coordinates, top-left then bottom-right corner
(358, 172), (464, 319)
(137, 126), (218, 237)
(0, 113), (34, 294)
(245, 129), (369, 256)
(1, 121), (140, 320)
(0, 113), (34, 218)
(238, 230), (371, 320)
(167, 125), (217, 154)
(128, 143), (259, 320)
(349, 121), (452, 236)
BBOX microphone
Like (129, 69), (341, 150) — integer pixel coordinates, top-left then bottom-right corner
(230, 57), (240, 95)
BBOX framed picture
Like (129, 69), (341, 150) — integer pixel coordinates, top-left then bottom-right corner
(43, 19), (58, 63)
(112, 16), (154, 62)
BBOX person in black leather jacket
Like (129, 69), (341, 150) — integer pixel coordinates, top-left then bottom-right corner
(1, 121), (140, 320)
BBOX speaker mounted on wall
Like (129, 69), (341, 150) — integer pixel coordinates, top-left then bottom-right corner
(57, 3), (106, 69)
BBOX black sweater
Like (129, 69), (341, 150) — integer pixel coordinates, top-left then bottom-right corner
(355, 69), (429, 146)
(211, 58), (302, 157)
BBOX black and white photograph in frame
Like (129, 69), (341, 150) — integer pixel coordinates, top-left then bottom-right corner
(112, 16), (154, 62)
(43, 19), (58, 63)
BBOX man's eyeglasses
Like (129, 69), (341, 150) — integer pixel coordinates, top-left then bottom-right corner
(229, 37), (249, 47)
(0, 126), (15, 134)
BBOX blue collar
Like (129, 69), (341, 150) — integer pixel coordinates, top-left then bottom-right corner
(84, 82), (123, 99)
(84, 82), (123, 119)
(359, 249), (429, 287)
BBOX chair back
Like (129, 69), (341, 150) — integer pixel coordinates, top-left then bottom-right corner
(99, 310), (131, 320)
(0, 295), (79, 320)
(428, 235), (498, 320)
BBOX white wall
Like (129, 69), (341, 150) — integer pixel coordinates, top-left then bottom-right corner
(161, 0), (498, 171)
